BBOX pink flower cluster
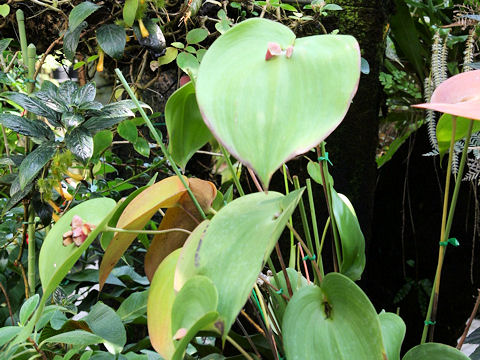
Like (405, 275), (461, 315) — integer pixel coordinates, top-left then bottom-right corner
(62, 215), (96, 247)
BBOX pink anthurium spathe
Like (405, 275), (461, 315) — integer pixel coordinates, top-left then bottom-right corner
(413, 70), (480, 120)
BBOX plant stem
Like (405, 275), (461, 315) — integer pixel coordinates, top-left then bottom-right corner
(307, 179), (324, 280)
(283, 164), (295, 268)
(226, 335), (254, 360)
(27, 204), (35, 296)
(220, 145), (244, 196)
(0, 281), (14, 325)
(104, 226), (191, 235)
(114, 68), (206, 220)
(15, 10), (28, 67)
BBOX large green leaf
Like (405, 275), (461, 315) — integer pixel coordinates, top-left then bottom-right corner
(166, 82), (212, 169)
(2, 92), (59, 121)
(19, 294), (40, 325)
(123, 0), (138, 26)
(402, 343), (470, 360)
(436, 113), (480, 159)
(64, 21), (88, 62)
(0, 326), (21, 347)
(196, 18), (360, 187)
(65, 126), (94, 163)
(84, 302), (126, 354)
(148, 249), (181, 359)
(0, 113), (54, 142)
(331, 189), (365, 281)
(43, 330), (104, 346)
(379, 311), (405, 360)
(96, 24), (126, 59)
(283, 273), (386, 360)
(175, 189), (303, 340)
(39, 198), (117, 309)
(116, 290), (148, 323)
(18, 142), (57, 190)
(118, 120), (138, 143)
(72, 82), (96, 106)
(68, 1), (101, 30)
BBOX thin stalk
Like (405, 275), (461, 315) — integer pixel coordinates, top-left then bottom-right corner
(1, 126), (12, 173)
(307, 179), (324, 280)
(114, 68), (206, 220)
(266, 258), (284, 301)
(283, 164), (295, 268)
(317, 143), (341, 271)
(220, 145), (244, 196)
(293, 176), (318, 284)
(105, 226), (191, 235)
(16, 10), (28, 67)
(429, 118), (475, 341)
(319, 217), (331, 257)
(27, 204), (35, 296)
(254, 284), (269, 332)
(226, 335), (254, 360)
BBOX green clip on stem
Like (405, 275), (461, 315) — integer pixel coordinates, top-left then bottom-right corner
(439, 238), (459, 247)
(318, 152), (333, 166)
(424, 320), (436, 326)
(303, 254), (316, 261)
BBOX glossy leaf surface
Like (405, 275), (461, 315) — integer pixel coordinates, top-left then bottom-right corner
(402, 343), (470, 360)
(379, 311), (405, 360)
(436, 113), (480, 158)
(166, 82), (212, 169)
(175, 189), (303, 339)
(283, 273), (385, 360)
(196, 18), (360, 187)
(18, 142), (57, 189)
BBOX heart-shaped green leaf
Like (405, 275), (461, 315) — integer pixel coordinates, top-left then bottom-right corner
(402, 343), (470, 360)
(196, 18), (360, 187)
(175, 189), (303, 340)
(166, 82), (212, 169)
(283, 273), (386, 360)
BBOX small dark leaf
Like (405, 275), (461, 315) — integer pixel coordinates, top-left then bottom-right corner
(98, 103), (134, 118)
(64, 21), (87, 62)
(72, 82), (96, 105)
(134, 137), (150, 157)
(61, 112), (83, 129)
(2, 92), (59, 121)
(32, 193), (53, 227)
(78, 101), (103, 111)
(65, 127), (94, 163)
(3, 181), (33, 215)
(0, 154), (24, 167)
(117, 120), (137, 143)
(0, 38), (12, 53)
(68, 1), (101, 30)
(18, 143), (57, 190)
(0, 174), (17, 185)
(0, 114), (54, 141)
(96, 24), (126, 59)
(83, 116), (128, 132)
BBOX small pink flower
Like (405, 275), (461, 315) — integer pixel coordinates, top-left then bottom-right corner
(413, 70), (480, 120)
(62, 215), (95, 247)
(265, 42), (284, 60)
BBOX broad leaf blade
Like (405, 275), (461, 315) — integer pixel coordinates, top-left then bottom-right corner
(402, 343), (470, 360)
(144, 178), (217, 281)
(175, 189), (304, 340)
(283, 273), (386, 360)
(379, 311), (405, 360)
(196, 18), (360, 187)
(166, 82), (212, 169)
(65, 126), (94, 163)
(123, 0), (138, 26)
(64, 21), (88, 62)
(69, 1), (101, 30)
(97, 24), (126, 59)
(98, 176), (188, 289)
(0, 114), (53, 142)
(436, 114), (480, 159)
(73, 82), (96, 105)
(18, 142), (57, 190)
(2, 92), (59, 121)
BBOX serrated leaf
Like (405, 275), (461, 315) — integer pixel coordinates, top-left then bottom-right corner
(69, 1), (101, 30)
(18, 142), (57, 189)
(186, 28), (208, 44)
(166, 82), (212, 169)
(117, 120), (137, 143)
(73, 82), (96, 105)
(123, 0), (138, 26)
(65, 127), (94, 163)
(0, 113), (54, 142)
(3, 92), (59, 121)
(97, 24), (126, 59)
(134, 137), (150, 157)
(64, 21), (88, 62)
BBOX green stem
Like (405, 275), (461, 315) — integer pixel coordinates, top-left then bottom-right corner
(226, 335), (254, 360)
(220, 146), (244, 196)
(104, 226), (191, 235)
(307, 178), (324, 280)
(27, 44), (36, 93)
(319, 217), (330, 257)
(283, 164), (295, 268)
(15, 10), (28, 67)
(27, 204), (35, 296)
(114, 68), (206, 220)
